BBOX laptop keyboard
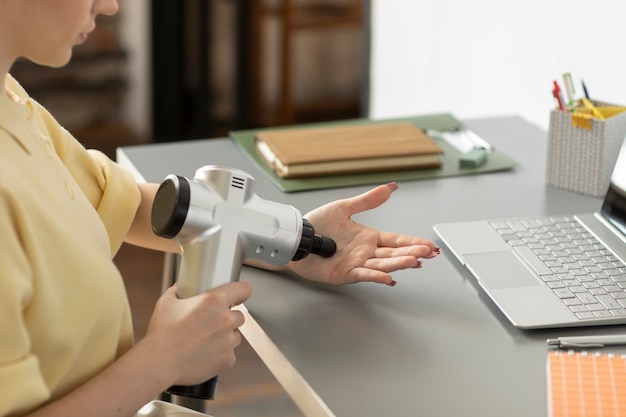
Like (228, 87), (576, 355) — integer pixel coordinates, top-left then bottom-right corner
(490, 216), (626, 320)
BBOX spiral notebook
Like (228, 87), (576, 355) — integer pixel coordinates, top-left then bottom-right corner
(547, 350), (626, 416)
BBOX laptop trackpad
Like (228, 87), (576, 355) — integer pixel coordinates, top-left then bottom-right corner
(463, 251), (541, 289)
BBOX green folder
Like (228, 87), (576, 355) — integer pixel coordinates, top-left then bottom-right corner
(229, 113), (517, 193)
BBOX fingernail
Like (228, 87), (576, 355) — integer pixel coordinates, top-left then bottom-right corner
(387, 279), (398, 287)
(428, 247), (441, 257)
(386, 182), (399, 192)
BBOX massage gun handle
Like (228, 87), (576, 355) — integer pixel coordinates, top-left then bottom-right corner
(166, 378), (218, 401)
(165, 236), (230, 401)
(163, 230), (244, 400)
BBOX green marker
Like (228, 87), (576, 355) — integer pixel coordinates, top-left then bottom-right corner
(562, 72), (576, 109)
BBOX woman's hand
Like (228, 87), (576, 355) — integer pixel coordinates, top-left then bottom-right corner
(285, 182), (440, 286)
(140, 281), (252, 386)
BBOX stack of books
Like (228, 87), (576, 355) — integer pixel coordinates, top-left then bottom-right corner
(254, 122), (443, 178)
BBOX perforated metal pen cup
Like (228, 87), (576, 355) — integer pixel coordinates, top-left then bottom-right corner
(546, 101), (626, 198)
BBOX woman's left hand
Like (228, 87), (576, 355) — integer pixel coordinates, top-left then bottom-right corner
(285, 182), (440, 286)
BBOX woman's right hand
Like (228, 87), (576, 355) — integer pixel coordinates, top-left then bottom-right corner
(140, 281), (252, 386)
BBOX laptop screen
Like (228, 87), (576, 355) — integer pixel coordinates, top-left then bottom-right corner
(600, 140), (626, 236)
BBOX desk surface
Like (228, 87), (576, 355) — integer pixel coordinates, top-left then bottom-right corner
(118, 116), (624, 417)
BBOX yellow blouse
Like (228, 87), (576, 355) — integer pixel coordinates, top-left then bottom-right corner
(0, 75), (141, 416)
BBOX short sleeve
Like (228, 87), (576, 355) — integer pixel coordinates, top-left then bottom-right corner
(85, 149), (142, 254)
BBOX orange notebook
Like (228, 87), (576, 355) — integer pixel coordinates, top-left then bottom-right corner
(254, 122), (443, 178)
(548, 350), (626, 417)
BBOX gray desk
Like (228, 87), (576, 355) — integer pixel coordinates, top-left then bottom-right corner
(118, 116), (624, 417)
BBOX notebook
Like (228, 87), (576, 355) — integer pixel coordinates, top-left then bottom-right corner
(434, 139), (626, 329)
(254, 122), (442, 178)
(547, 350), (626, 416)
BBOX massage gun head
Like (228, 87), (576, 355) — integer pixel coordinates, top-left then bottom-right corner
(292, 218), (336, 260)
(151, 173), (191, 240)
(151, 166), (336, 263)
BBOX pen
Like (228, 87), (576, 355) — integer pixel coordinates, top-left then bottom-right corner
(581, 79), (590, 99)
(552, 80), (565, 111)
(463, 129), (494, 153)
(426, 128), (494, 153)
(547, 334), (626, 349)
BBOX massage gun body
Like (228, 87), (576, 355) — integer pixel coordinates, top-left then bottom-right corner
(162, 167), (304, 299)
(152, 163), (335, 301)
(151, 166), (335, 400)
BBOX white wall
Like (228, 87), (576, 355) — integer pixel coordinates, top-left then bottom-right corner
(369, 0), (626, 130)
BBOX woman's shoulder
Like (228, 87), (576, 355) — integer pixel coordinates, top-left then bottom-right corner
(5, 74), (30, 99)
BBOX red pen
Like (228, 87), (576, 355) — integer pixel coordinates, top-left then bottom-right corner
(552, 80), (565, 111)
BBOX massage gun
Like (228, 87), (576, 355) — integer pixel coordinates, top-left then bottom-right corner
(151, 165), (336, 400)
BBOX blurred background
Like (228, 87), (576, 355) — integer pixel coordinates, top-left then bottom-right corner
(12, 0), (625, 156)
(11, 0), (368, 156)
(369, 0), (626, 131)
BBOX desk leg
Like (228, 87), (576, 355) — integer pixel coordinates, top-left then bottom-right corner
(234, 304), (336, 417)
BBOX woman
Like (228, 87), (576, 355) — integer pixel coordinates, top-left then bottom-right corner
(0, 1), (440, 416)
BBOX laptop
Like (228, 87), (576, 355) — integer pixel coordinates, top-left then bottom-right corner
(434, 142), (626, 329)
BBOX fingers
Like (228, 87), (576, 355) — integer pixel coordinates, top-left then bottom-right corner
(162, 283), (180, 298)
(164, 280), (251, 299)
(149, 281), (252, 385)
(372, 242), (440, 259)
(187, 281), (252, 306)
(364, 255), (422, 272)
(378, 231), (436, 249)
(347, 267), (398, 286)
(342, 182), (396, 216)
(347, 255), (430, 286)
(207, 281), (251, 319)
(165, 281), (251, 331)
(224, 281), (253, 307)
(354, 240), (441, 286)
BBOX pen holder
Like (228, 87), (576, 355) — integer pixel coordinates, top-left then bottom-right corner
(546, 100), (626, 197)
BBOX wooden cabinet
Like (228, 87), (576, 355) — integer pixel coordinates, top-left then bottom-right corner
(247, 0), (368, 127)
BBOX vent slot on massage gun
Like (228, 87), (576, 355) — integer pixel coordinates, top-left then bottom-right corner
(231, 176), (245, 189)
